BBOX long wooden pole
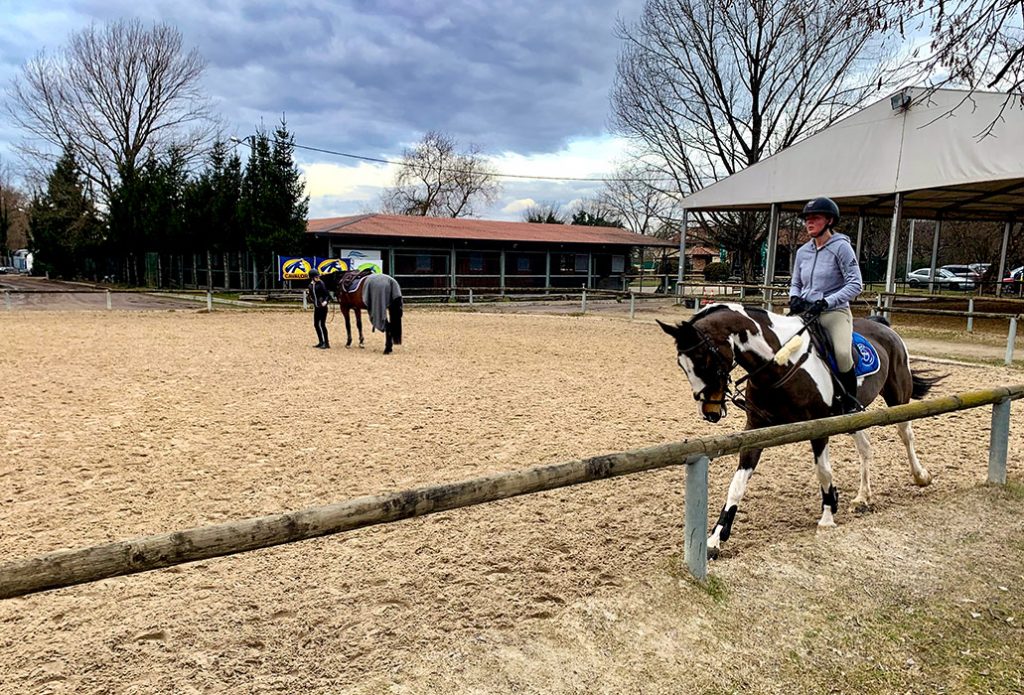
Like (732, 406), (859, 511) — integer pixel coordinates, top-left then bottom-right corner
(1, 385), (1021, 600)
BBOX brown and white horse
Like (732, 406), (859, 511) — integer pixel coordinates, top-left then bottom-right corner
(658, 303), (942, 558)
(323, 270), (404, 354)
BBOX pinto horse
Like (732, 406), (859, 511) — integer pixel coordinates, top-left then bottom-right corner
(322, 270), (404, 354)
(658, 302), (943, 558)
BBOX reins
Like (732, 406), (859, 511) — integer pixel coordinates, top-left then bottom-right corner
(689, 311), (822, 422)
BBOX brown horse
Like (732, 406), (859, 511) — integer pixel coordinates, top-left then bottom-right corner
(658, 302), (943, 558)
(322, 270), (404, 354)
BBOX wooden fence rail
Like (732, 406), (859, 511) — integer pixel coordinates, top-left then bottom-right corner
(1, 385), (1020, 600)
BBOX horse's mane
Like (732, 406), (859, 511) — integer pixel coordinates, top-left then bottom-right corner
(690, 303), (770, 324)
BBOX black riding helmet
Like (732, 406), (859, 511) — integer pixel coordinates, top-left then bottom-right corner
(308, 268), (321, 278)
(799, 197), (840, 226)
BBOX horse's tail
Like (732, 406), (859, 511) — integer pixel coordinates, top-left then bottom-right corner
(389, 296), (403, 345)
(911, 369), (945, 399)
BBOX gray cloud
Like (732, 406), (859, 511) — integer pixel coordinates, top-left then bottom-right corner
(1, 1), (640, 214)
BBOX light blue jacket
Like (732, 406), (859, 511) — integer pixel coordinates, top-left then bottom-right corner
(789, 233), (863, 310)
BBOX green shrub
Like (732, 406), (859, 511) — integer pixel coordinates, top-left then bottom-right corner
(703, 261), (731, 282)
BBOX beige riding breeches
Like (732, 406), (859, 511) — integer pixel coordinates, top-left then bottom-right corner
(819, 307), (854, 372)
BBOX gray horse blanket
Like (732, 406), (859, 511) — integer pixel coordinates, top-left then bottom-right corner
(362, 273), (402, 333)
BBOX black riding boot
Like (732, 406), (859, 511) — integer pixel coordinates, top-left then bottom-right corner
(838, 368), (861, 413)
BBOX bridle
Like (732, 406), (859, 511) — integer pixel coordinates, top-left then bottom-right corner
(684, 313), (818, 422)
(680, 322), (737, 418)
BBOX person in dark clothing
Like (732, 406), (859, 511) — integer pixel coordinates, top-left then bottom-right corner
(308, 269), (331, 349)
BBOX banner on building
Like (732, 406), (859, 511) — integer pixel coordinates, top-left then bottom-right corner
(340, 249), (383, 275)
(279, 256), (354, 280)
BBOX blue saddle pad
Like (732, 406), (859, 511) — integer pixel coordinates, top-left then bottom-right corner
(828, 332), (880, 377)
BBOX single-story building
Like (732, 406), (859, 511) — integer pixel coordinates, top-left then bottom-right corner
(307, 214), (675, 291)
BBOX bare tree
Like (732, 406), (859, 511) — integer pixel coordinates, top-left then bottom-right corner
(0, 157), (30, 255)
(380, 131), (500, 218)
(612, 0), (890, 278)
(598, 160), (679, 237)
(522, 202), (567, 224)
(5, 19), (217, 205)
(865, 1), (1024, 101)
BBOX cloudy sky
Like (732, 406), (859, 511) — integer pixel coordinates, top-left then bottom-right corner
(0, 0), (644, 221)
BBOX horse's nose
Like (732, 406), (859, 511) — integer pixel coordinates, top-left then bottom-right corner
(704, 411), (722, 423)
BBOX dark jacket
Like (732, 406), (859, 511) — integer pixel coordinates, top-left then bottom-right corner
(309, 278), (330, 308)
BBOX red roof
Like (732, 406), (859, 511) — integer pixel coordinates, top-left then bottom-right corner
(307, 214), (675, 247)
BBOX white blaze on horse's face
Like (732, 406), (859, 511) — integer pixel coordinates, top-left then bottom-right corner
(677, 353), (708, 400)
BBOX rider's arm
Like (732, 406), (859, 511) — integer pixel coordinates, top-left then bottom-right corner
(789, 246), (806, 300)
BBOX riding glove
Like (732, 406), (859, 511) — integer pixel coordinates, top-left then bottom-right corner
(803, 299), (829, 318)
(788, 296), (809, 315)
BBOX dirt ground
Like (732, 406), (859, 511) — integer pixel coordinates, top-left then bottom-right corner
(0, 306), (1022, 693)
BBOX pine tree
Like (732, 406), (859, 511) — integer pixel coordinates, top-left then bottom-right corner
(28, 148), (102, 278)
(240, 118), (309, 258)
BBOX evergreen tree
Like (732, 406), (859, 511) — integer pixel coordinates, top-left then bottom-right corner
(185, 141), (244, 252)
(240, 118), (309, 258)
(28, 147), (102, 278)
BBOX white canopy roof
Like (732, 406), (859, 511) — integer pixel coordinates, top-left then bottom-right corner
(682, 88), (1024, 221)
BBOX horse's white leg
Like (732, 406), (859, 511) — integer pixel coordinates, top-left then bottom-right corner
(897, 422), (932, 486)
(707, 449), (761, 559)
(812, 438), (838, 528)
(850, 430), (873, 509)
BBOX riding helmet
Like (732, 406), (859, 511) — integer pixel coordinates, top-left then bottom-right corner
(799, 197), (840, 224)
(308, 268), (320, 278)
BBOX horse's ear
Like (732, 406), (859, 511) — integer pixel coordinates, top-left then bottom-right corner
(657, 319), (700, 347)
(656, 319), (678, 337)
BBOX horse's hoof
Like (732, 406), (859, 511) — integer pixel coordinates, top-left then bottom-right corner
(817, 520), (837, 530)
(851, 498), (873, 514)
(707, 545), (720, 561)
(913, 471), (932, 487)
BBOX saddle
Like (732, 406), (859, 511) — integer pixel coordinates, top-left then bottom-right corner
(339, 268), (373, 294)
(805, 321), (880, 379)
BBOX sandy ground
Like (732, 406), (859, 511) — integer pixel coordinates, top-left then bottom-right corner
(0, 306), (1021, 693)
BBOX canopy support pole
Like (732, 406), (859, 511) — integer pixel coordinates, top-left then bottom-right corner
(905, 219), (916, 278)
(855, 215), (864, 261)
(997, 220), (1011, 298)
(677, 209), (689, 290)
(884, 193), (903, 296)
(928, 219), (942, 294)
(762, 204), (780, 310)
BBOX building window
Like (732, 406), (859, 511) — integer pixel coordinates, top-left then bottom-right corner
(612, 255), (625, 273)
(575, 254), (589, 273)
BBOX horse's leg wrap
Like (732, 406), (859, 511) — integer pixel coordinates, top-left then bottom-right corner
(714, 504), (738, 542)
(821, 484), (839, 514)
(707, 460), (757, 557)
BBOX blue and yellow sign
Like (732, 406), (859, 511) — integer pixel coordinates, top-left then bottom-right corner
(280, 256), (314, 280)
(279, 256), (356, 280)
(317, 258), (351, 275)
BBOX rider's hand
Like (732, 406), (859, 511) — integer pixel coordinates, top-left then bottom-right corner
(804, 299), (828, 317)
(788, 296), (808, 315)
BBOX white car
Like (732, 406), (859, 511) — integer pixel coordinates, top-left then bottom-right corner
(906, 267), (975, 290)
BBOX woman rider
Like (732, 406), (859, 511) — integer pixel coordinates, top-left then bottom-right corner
(788, 197), (863, 414)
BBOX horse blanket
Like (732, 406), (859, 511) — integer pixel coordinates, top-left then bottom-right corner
(362, 274), (402, 333)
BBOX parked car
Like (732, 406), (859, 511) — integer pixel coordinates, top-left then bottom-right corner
(1002, 265), (1024, 292)
(941, 264), (982, 282)
(906, 267), (975, 290)
(969, 262), (991, 275)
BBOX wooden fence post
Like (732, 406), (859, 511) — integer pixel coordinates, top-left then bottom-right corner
(685, 455), (710, 581)
(630, 292), (636, 320)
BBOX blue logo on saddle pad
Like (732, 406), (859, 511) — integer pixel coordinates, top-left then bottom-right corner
(826, 332), (880, 377)
(852, 333), (880, 377)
